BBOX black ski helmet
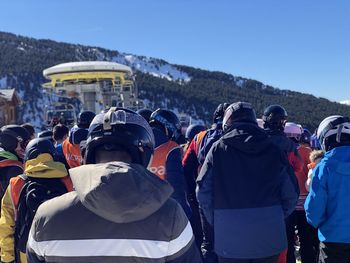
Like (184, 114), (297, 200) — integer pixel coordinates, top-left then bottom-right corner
(38, 130), (54, 143)
(223, 102), (257, 133)
(300, 128), (312, 144)
(24, 137), (58, 162)
(137, 109), (153, 123)
(0, 125), (30, 153)
(213, 103), (230, 124)
(262, 105), (288, 131)
(149, 109), (182, 140)
(185, 124), (206, 141)
(77, 111), (96, 129)
(84, 107), (155, 167)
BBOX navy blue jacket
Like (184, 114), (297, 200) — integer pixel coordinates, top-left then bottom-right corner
(197, 123), (298, 259)
(152, 128), (192, 218)
(197, 124), (223, 166)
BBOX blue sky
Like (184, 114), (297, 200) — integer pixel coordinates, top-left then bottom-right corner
(1, 0), (349, 101)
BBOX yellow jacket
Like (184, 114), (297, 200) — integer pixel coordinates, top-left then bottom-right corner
(0, 154), (69, 263)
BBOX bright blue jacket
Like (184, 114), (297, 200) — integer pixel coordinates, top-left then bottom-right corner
(305, 146), (350, 243)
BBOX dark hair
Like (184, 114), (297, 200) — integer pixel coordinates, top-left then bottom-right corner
(52, 124), (69, 142)
(21, 123), (35, 137)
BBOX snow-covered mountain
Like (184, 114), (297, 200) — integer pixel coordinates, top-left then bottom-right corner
(1, 31), (349, 130)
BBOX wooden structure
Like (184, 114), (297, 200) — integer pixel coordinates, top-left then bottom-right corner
(0, 89), (21, 126)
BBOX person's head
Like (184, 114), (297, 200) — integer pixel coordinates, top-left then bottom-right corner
(222, 102), (257, 133)
(77, 111), (96, 129)
(300, 128), (312, 145)
(52, 124), (69, 144)
(24, 137), (58, 162)
(317, 115), (350, 152)
(213, 103), (230, 125)
(69, 127), (89, 145)
(0, 125), (30, 159)
(284, 122), (303, 143)
(262, 105), (288, 131)
(149, 109), (181, 141)
(84, 107), (155, 166)
(38, 130), (54, 144)
(21, 123), (35, 140)
(137, 109), (153, 123)
(185, 124), (206, 142)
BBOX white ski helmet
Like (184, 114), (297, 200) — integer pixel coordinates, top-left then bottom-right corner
(284, 122), (303, 141)
(317, 115), (350, 151)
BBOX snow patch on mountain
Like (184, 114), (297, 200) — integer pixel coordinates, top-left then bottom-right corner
(111, 54), (191, 83)
(340, 100), (350, 105)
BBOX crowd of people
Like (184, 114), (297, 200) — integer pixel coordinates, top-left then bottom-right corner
(0, 103), (349, 263)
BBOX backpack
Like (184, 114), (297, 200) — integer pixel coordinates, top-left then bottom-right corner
(15, 177), (67, 253)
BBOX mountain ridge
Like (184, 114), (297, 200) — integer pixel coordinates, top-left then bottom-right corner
(0, 31), (349, 130)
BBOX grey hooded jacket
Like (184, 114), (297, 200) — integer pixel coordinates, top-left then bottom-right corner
(26, 162), (202, 263)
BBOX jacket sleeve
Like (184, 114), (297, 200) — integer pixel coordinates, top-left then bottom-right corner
(304, 163), (328, 228)
(288, 150), (303, 174)
(0, 187), (16, 263)
(182, 140), (199, 200)
(279, 165), (299, 218)
(196, 146), (214, 226)
(166, 148), (192, 218)
(26, 216), (45, 263)
(166, 203), (202, 263)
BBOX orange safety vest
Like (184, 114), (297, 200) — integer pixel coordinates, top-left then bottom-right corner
(62, 138), (82, 168)
(9, 175), (73, 220)
(0, 159), (23, 169)
(149, 140), (180, 180)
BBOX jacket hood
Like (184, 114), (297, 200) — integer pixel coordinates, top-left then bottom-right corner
(324, 146), (350, 176)
(24, 153), (68, 178)
(0, 149), (19, 161)
(69, 162), (174, 223)
(222, 123), (272, 154)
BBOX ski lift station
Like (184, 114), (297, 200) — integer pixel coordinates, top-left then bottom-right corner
(43, 61), (144, 114)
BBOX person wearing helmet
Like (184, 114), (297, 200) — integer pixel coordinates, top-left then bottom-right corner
(197, 102), (298, 263)
(305, 115), (350, 263)
(149, 109), (192, 218)
(37, 130), (54, 144)
(262, 105), (302, 173)
(182, 124), (206, 152)
(21, 123), (35, 140)
(137, 108), (153, 123)
(182, 103), (229, 261)
(26, 108), (202, 263)
(0, 125), (30, 209)
(0, 138), (72, 263)
(284, 124), (318, 263)
(77, 111), (96, 129)
(61, 111), (95, 169)
(52, 124), (70, 169)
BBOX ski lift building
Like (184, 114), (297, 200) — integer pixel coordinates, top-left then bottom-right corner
(43, 61), (143, 113)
